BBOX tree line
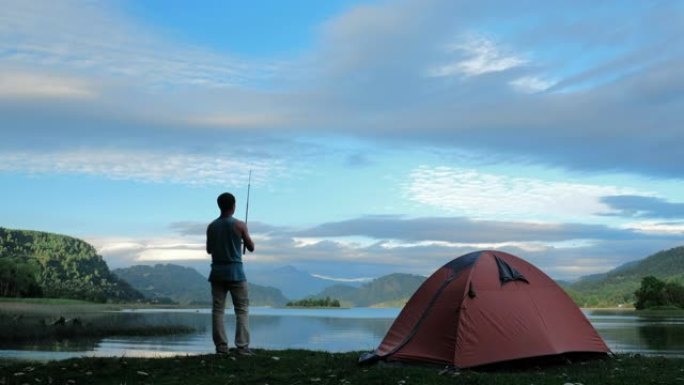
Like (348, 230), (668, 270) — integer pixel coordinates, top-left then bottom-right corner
(286, 296), (341, 308)
(634, 276), (684, 310)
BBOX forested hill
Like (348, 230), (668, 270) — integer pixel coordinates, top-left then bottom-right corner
(113, 264), (289, 306)
(566, 245), (684, 307)
(0, 227), (143, 302)
(316, 273), (426, 307)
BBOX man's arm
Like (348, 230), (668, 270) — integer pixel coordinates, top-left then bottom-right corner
(235, 220), (255, 253)
(206, 225), (212, 254)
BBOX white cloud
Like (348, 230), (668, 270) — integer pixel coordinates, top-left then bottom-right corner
(310, 274), (373, 283)
(0, 149), (285, 186)
(509, 75), (555, 93)
(379, 239), (553, 253)
(0, 71), (96, 99)
(0, 1), (272, 89)
(90, 236), (207, 265)
(185, 114), (285, 128)
(137, 248), (207, 262)
(428, 34), (526, 77)
(624, 221), (684, 235)
(545, 263), (615, 275)
(403, 166), (639, 221)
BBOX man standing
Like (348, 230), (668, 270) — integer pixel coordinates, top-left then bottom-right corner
(206, 192), (255, 356)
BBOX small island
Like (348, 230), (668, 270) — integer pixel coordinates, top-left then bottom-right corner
(286, 296), (341, 308)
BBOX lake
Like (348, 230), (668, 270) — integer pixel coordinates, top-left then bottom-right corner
(1, 307), (683, 361)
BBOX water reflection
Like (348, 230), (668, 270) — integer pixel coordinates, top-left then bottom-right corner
(587, 310), (684, 356)
(2, 308), (683, 360)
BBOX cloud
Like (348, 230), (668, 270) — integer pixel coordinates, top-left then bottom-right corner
(622, 221), (684, 236)
(2, 0), (683, 179)
(402, 166), (638, 221)
(89, 236), (207, 269)
(301, 1), (684, 178)
(170, 221), (291, 237)
(509, 76), (555, 93)
(0, 1), (269, 88)
(0, 149), (283, 186)
(0, 71), (96, 99)
(601, 195), (684, 219)
(310, 274), (374, 283)
(293, 215), (679, 244)
(427, 34), (527, 77)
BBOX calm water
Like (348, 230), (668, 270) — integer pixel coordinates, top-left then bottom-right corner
(1, 308), (683, 361)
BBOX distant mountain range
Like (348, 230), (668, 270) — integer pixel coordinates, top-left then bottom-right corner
(4, 226), (683, 309)
(247, 265), (367, 300)
(565, 246), (684, 307)
(316, 273), (426, 307)
(113, 264), (289, 306)
(114, 264), (425, 308)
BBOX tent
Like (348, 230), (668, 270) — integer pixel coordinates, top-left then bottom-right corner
(360, 250), (610, 368)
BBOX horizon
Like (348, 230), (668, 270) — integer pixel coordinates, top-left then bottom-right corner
(2, 1), (683, 282)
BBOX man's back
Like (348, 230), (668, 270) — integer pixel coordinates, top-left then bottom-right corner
(207, 216), (244, 282)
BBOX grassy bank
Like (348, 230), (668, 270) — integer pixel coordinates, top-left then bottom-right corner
(1, 351), (683, 385)
(0, 299), (195, 343)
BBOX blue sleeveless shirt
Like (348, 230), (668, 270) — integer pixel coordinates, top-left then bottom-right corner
(206, 216), (246, 282)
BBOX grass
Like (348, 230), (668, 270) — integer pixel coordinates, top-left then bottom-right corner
(0, 299), (195, 343)
(1, 351), (684, 385)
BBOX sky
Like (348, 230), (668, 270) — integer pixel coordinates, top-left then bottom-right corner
(1, 0), (684, 282)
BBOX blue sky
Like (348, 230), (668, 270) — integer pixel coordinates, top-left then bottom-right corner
(1, 0), (683, 281)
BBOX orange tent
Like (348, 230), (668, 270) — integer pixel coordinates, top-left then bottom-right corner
(360, 250), (610, 368)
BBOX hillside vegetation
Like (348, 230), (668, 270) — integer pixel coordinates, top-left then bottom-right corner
(0, 227), (143, 302)
(316, 273), (426, 307)
(567, 246), (684, 307)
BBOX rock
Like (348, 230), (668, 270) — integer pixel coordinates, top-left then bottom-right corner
(67, 318), (82, 326)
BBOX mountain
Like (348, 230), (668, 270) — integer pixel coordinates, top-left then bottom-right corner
(114, 263), (288, 306)
(574, 259), (642, 284)
(567, 246), (684, 307)
(315, 284), (358, 303)
(315, 273), (426, 307)
(248, 265), (366, 300)
(0, 227), (143, 302)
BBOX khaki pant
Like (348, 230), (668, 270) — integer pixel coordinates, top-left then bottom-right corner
(211, 280), (250, 352)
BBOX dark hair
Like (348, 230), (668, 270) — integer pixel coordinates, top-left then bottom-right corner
(217, 192), (236, 212)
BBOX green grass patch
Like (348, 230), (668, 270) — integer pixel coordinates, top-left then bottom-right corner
(1, 352), (683, 385)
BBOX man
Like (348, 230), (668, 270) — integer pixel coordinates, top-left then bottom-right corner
(206, 192), (255, 356)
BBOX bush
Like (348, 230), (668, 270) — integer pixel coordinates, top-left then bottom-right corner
(634, 276), (684, 310)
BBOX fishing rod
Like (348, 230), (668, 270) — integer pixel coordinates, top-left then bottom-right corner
(242, 170), (252, 254)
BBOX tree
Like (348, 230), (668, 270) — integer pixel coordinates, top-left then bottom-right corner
(286, 296), (341, 307)
(664, 282), (684, 308)
(634, 276), (684, 310)
(635, 276), (666, 310)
